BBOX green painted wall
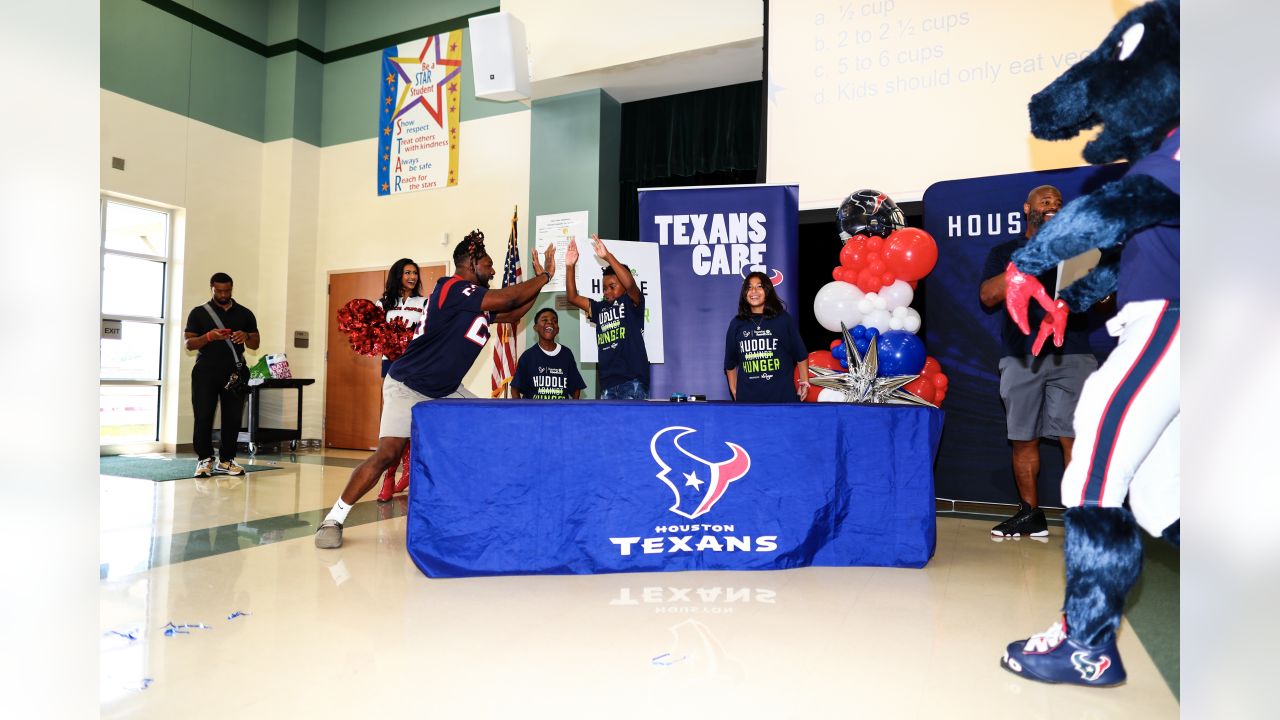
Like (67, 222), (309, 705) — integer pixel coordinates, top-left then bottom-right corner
(188, 29), (267, 141)
(267, 0), (326, 46)
(102, 0), (194, 122)
(192, 0), (269, 43)
(526, 89), (622, 397)
(266, 53), (323, 144)
(322, 0), (491, 51)
(104, 0), (520, 146)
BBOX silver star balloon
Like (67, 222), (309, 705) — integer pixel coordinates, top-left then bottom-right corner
(808, 323), (937, 407)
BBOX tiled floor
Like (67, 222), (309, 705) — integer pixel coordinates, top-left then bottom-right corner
(100, 450), (1178, 718)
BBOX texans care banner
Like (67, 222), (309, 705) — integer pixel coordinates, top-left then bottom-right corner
(920, 165), (1125, 505)
(377, 30), (463, 196)
(408, 400), (942, 578)
(638, 185), (800, 400)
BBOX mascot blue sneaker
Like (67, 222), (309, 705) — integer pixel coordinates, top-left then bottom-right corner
(1000, 0), (1180, 687)
(1002, 615), (1126, 687)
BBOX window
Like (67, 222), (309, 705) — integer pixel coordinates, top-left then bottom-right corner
(100, 199), (171, 446)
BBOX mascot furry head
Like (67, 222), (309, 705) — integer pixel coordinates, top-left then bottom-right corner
(1004, 0), (1180, 349)
(1030, 0), (1180, 165)
(999, 0), (1180, 688)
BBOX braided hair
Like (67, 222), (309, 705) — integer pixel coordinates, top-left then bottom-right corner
(452, 229), (487, 270)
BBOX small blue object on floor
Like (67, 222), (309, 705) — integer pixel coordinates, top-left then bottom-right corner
(100, 455), (279, 482)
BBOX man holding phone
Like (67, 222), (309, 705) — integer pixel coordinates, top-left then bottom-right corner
(183, 272), (260, 478)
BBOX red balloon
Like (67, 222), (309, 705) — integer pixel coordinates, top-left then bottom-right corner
(829, 338), (843, 350)
(850, 233), (870, 244)
(922, 356), (941, 376)
(865, 236), (884, 253)
(884, 228), (938, 281)
(932, 372), (949, 390)
(808, 349), (842, 371)
(881, 272), (896, 287)
(868, 260), (886, 276)
(856, 270), (881, 294)
(840, 239), (867, 269)
(832, 267), (845, 282)
(934, 388), (947, 406)
(904, 376), (937, 404)
(908, 280), (918, 290)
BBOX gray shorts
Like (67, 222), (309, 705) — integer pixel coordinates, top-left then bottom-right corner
(998, 353), (1097, 441)
(378, 376), (476, 438)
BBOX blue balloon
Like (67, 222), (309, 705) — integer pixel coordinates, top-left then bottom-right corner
(832, 342), (847, 363)
(875, 330), (927, 377)
(851, 326), (877, 357)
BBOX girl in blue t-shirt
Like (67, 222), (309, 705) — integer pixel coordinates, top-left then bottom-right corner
(724, 271), (810, 403)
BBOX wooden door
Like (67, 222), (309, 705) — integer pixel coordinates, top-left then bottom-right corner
(324, 264), (448, 450)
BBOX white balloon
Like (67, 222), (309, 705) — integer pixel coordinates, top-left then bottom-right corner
(903, 307), (922, 333)
(889, 317), (905, 331)
(863, 308), (892, 333)
(817, 388), (845, 403)
(872, 294), (888, 310)
(879, 280), (915, 311)
(892, 306), (908, 319)
(813, 281), (866, 333)
(857, 298), (873, 315)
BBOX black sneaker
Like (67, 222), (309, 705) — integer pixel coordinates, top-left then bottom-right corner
(991, 503), (1049, 537)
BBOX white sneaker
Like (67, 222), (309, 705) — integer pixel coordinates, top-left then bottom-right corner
(214, 459), (245, 476)
(194, 458), (214, 478)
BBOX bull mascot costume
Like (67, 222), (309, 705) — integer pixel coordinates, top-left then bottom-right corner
(999, 0), (1180, 686)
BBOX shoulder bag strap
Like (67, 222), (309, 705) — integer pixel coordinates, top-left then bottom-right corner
(203, 303), (245, 366)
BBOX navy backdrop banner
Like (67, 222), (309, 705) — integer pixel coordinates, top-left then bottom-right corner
(638, 185), (799, 400)
(921, 165), (1126, 505)
(407, 400), (942, 578)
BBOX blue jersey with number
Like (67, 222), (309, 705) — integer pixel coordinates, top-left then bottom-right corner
(390, 276), (490, 397)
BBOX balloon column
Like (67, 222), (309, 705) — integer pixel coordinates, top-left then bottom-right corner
(809, 189), (950, 406)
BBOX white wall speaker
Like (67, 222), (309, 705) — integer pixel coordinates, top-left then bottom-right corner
(468, 12), (530, 102)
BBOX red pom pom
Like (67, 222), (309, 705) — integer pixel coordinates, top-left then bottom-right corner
(378, 317), (415, 360)
(337, 299), (389, 357)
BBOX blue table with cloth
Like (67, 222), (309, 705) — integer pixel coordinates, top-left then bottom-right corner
(407, 400), (944, 579)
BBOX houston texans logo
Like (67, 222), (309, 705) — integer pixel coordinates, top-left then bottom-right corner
(737, 267), (785, 286)
(1070, 651), (1113, 682)
(650, 426), (751, 519)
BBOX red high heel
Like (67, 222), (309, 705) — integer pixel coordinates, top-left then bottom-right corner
(391, 442), (411, 495)
(375, 461), (397, 502)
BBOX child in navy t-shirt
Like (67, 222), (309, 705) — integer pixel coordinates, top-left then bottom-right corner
(512, 308), (586, 399)
(564, 234), (650, 399)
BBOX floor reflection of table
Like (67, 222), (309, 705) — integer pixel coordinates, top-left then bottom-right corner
(406, 400), (944, 579)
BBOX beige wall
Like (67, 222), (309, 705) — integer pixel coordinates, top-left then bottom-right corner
(313, 109), (532, 410)
(100, 89), (531, 446)
(101, 90), (266, 448)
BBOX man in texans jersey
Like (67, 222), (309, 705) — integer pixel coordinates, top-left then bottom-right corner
(316, 230), (556, 548)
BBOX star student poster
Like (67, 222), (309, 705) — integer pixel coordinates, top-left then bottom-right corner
(377, 30), (463, 196)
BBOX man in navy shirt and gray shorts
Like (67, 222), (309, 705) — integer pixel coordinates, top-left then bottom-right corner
(315, 231), (555, 548)
(980, 185), (1101, 537)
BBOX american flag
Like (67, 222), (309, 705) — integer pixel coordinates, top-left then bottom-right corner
(490, 206), (521, 397)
